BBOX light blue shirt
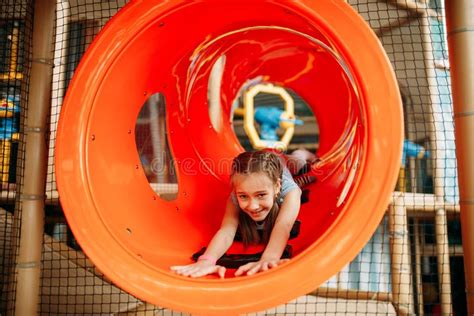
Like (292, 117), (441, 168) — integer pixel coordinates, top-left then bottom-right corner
(281, 167), (299, 199)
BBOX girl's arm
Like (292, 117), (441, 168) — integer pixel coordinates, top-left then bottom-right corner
(235, 187), (301, 276)
(170, 197), (239, 278)
(201, 197), (239, 259)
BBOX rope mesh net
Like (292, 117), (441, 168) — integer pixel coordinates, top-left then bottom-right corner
(1, 0), (34, 313)
(0, 0), (467, 315)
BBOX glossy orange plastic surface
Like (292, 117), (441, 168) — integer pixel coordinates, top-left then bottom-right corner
(55, 0), (403, 314)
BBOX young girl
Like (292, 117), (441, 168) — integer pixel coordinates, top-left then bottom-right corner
(171, 150), (315, 278)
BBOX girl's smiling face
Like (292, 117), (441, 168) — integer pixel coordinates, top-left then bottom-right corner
(233, 172), (281, 222)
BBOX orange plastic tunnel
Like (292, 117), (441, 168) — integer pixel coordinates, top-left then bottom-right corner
(55, 0), (403, 314)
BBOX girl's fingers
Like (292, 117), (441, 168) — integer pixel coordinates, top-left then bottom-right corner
(170, 266), (188, 274)
(173, 264), (205, 276)
(260, 262), (270, 271)
(234, 267), (245, 276)
(171, 264), (226, 278)
(170, 265), (182, 270)
(190, 265), (215, 278)
(246, 263), (263, 276)
(183, 258), (292, 278)
(247, 259), (284, 275)
(235, 262), (254, 276)
(179, 266), (199, 276)
(217, 266), (226, 279)
(236, 259), (286, 276)
(234, 264), (247, 275)
(195, 265), (225, 278)
(189, 268), (208, 278)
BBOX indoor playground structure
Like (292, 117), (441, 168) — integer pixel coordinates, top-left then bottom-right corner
(56, 0), (404, 313)
(1, 0), (473, 315)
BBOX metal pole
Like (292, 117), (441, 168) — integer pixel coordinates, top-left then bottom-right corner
(389, 198), (414, 315)
(445, 1), (474, 315)
(420, 10), (455, 314)
(48, 0), (70, 193)
(13, 1), (55, 315)
(435, 207), (453, 315)
(414, 218), (424, 315)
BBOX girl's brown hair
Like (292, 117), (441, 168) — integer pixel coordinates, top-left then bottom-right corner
(231, 150), (283, 247)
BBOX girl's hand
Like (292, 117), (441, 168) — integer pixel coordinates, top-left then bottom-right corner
(234, 258), (289, 276)
(170, 261), (226, 278)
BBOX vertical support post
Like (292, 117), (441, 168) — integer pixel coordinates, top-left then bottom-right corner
(435, 207), (453, 315)
(445, 2), (474, 315)
(13, 1), (55, 315)
(47, 0), (70, 194)
(398, 167), (407, 192)
(413, 218), (424, 315)
(389, 199), (414, 315)
(420, 7), (455, 314)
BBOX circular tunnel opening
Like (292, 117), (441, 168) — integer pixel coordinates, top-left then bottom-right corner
(130, 24), (362, 267)
(56, 0), (402, 313)
(182, 25), (364, 258)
